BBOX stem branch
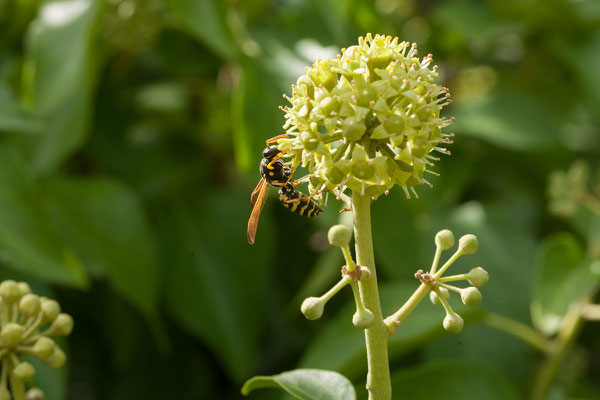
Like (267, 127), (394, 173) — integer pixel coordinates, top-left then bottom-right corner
(384, 283), (430, 335)
(482, 312), (554, 354)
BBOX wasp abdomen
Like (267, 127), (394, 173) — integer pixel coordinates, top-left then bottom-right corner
(278, 184), (322, 217)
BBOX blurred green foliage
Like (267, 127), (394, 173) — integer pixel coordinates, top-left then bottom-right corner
(0, 0), (599, 399)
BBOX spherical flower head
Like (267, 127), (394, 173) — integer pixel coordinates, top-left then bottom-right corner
(279, 34), (453, 199)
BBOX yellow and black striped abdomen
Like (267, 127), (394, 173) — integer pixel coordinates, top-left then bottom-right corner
(278, 184), (322, 217)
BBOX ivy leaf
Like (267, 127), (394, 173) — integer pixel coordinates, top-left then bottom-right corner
(22, 0), (102, 172)
(162, 0), (236, 60)
(242, 369), (356, 400)
(531, 233), (599, 335)
(0, 145), (88, 287)
(453, 90), (560, 151)
(161, 187), (275, 381)
(44, 177), (160, 318)
(392, 361), (519, 400)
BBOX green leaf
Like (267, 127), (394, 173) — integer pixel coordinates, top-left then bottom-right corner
(0, 83), (41, 134)
(0, 145), (88, 287)
(22, 0), (102, 172)
(241, 369), (356, 400)
(161, 187), (275, 381)
(562, 31), (600, 109)
(452, 89), (561, 151)
(531, 232), (598, 335)
(391, 361), (520, 400)
(162, 0), (236, 60)
(300, 281), (475, 379)
(43, 177), (160, 318)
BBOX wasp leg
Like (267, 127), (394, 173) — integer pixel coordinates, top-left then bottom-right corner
(266, 134), (289, 147)
(339, 205), (352, 213)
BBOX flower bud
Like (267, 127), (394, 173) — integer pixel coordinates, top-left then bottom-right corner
(429, 287), (450, 305)
(18, 282), (32, 296)
(0, 387), (10, 400)
(26, 388), (45, 400)
(33, 337), (56, 359)
(40, 299), (60, 323)
(1, 323), (24, 347)
(328, 225), (352, 247)
(461, 287), (482, 306)
(13, 361), (35, 382)
(352, 308), (374, 329)
(458, 234), (479, 255)
(435, 229), (454, 250)
(19, 294), (41, 317)
(301, 297), (324, 320)
(443, 311), (464, 334)
(0, 280), (21, 303)
(466, 267), (489, 287)
(46, 346), (66, 368)
(46, 313), (73, 336)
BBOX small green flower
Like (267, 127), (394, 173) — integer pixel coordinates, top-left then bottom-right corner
(278, 34), (454, 200)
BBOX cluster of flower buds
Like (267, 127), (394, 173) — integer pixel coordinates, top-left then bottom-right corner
(300, 225), (374, 329)
(427, 230), (487, 333)
(548, 160), (600, 217)
(384, 229), (487, 335)
(277, 33), (454, 200)
(0, 280), (73, 400)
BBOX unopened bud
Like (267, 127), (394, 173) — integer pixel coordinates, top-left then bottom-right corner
(18, 282), (31, 296)
(328, 225), (352, 247)
(429, 287), (450, 305)
(466, 267), (489, 287)
(13, 361), (35, 382)
(19, 294), (41, 317)
(352, 308), (374, 329)
(46, 347), (66, 368)
(40, 299), (60, 323)
(46, 313), (73, 336)
(0, 280), (21, 303)
(301, 297), (324, 320)
(458, 234), (478, 255)
(443, 311), (464, 333)
(435, 229), (454, 250)
(461, 287), (482, 306)
(26, 388), (45, 400)
(1, 323), (24, 347)
(33, 337), (56, 359)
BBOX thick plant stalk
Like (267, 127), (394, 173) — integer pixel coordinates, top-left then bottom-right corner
(352, 192), (391, 400)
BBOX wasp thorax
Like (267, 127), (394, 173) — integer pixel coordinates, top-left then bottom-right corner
(279, 34), (453, 200)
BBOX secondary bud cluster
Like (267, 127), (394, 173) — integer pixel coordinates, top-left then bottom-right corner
(425, 230), (487, 333)
(548, 160), (600, 217)
(278, 33), (454, 200)
(0, 280), (73, 399)
(301, 225), (374, 329)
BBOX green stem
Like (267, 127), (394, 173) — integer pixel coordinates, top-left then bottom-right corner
(529, 302), (586, 400)
(320, 275), (352, 303)
(383, 283), (430, 335)
(482, 312), (554, 354)
(8, 366), (26, 400)
(352, 192), (391, 400)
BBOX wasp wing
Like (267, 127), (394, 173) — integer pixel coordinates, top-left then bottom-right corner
(250, 177), (266, 208)
(247, 180), (268, 244)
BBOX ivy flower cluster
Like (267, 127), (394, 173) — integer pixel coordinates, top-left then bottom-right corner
(0, 280), (73, 400)
(548, 160), (600, 217)
(277, 33), (454, 200)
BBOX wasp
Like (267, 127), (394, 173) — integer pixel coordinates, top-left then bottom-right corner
(247, 135), (322, 244)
